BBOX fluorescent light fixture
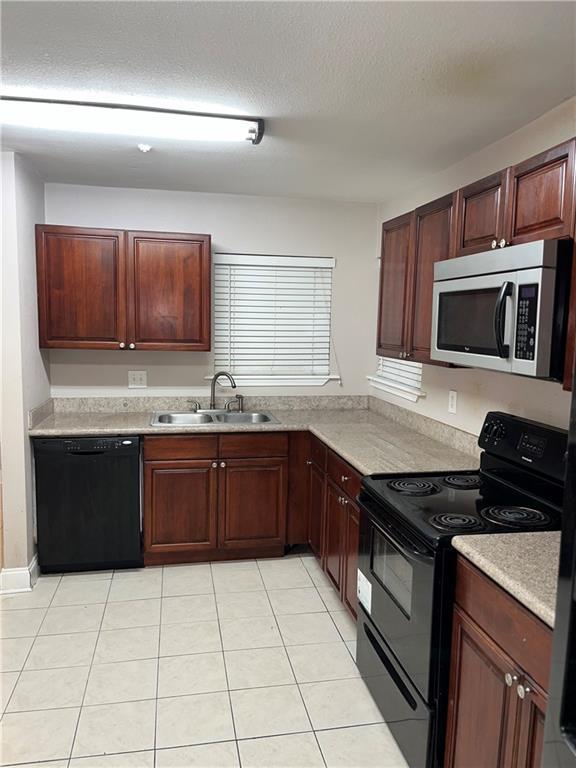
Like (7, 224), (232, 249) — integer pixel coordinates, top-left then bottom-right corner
(0, 97), (264, 144)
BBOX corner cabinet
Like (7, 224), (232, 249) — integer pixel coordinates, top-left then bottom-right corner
(377, 194), (454, 364)
(36, 225), (211, 351)
(445, 556), (551, 768)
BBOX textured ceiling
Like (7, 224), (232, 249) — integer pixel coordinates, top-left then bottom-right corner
(2, 1), (575, 202)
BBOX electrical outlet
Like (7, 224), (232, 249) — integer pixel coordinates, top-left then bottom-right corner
(448, 390), (458, 414)
(128, 370), (147, 388)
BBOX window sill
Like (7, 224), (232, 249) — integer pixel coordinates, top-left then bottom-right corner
(205, 375), (341, 387)
(367, 375), (426, 403)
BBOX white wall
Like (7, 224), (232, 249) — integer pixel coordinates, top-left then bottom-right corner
(1, 152), (49, 571)
(45, 185), (378, 397)
(371, 97), (576, 435)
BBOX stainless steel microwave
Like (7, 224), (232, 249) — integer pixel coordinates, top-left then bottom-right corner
(431, 240), (572, 379)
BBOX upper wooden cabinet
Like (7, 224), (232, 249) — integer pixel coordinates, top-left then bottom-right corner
(410, 194), (455, 362)
(377, 195), (454, 364)
(36, 226), (127, 349)
(36, 224), (211, 350)
(506, 139), (576, 245)
(376, 213), (413, 358)
(453, 171), (509, 257)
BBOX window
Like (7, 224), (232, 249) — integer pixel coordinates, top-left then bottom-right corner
(213, 253), (337, 385)
(367, 356), (424, 402)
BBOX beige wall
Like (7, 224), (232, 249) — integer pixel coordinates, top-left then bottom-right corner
(1, 152), (49, 571)
(371, 97), (576, 435)
(45, 185), (378, 398)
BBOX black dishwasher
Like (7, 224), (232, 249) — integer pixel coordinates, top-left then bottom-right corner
(33, 436), (142, 573)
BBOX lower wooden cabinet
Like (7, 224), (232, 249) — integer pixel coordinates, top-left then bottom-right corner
(308, 461), (326, 559)
(325, 480), (345, 591)
(445, 557), (551, 768)
(218, 457), (287, 550)
(143, 434), (288, 564)
(343, 500), (359, 619)
(144, 460), (218, 556)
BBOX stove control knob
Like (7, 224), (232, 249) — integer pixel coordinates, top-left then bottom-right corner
(492, 423), (507, 440)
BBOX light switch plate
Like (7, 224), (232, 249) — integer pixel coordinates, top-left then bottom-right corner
(448, 390), (458, 414)
(128, 370), (147, 388)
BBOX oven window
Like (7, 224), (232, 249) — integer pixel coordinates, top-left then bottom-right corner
(438, 288), (500, 355)
(371, 529), (413, 618)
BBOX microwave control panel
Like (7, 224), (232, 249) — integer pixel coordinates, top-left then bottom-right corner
(515, 283), (539, 361)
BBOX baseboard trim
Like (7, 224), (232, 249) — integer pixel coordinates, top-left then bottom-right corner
(0, 554), (39, 593)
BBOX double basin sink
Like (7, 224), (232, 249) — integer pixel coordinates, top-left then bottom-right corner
(150, 410), (279, 426)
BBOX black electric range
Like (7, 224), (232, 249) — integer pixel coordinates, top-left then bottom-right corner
(356, 411), (567, 768)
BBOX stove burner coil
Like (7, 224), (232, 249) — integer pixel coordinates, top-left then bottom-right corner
(443, 475), (481, 490)
(480, 506), (551, 527)
(429, 513), (486, 532)
(387, 479), (441, 496)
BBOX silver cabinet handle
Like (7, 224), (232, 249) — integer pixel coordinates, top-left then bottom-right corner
(119, 342), (125, 349)
(129, 343), (136, 349)
(491, 239), (498, 249)
(505, 673), (518, 687)
(220, 462), (226, 468)
(306, 460), (312, 465)
(211, 462), (218, 469)
(341, 475), (349, 483)
(499, 239), (508, 248)
(343, 498), (349, 505)
(517, 684), (531, 699)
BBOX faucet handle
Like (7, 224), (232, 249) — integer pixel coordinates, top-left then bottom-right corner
(224, 394), (244, 412)
(187, 399), (201, 412)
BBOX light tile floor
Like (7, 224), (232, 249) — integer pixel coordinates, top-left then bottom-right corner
(0, 554), (408, 768)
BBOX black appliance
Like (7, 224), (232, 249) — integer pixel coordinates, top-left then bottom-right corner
(356, 412), (567, 768)
(543, 376), (576, 764)
(34, 436), (142, 572)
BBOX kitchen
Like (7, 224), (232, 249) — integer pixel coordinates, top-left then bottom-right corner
(1, 2), (575, 767)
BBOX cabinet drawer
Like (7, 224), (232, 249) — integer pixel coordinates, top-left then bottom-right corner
(310, 434), (327, 470)
(143, 435), (218, 460)
(219, 432), (288, 458)
(327, 450), (362, 499)
(455, 556), (552, 690)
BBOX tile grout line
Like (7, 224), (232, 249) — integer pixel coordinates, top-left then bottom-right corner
(1, 574), (63, 718)
(255, 556), (328, 768)
(66, 571), (114, 767)
(152, 567), (164, 768)
(209, 560), (243, 768)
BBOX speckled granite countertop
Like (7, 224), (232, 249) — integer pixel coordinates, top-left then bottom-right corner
(29, 408), (478, 476)
(452, 532), (561, 627)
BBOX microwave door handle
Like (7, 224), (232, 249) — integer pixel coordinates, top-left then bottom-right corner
(494, 281), (513, 358)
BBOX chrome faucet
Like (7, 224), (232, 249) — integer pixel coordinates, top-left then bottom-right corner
(210, 371), (236, 410)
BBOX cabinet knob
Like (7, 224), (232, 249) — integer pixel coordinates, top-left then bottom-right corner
(220, 462), (226, 468)
(491, 239), (498, 249)
(129, 343), (136, 349)
(211, 462), (218, 469)
(504, 673), (518, 687)
(517, 684), (531, 699)
(343, 498), (349, 505)
(306, 460), (312, 465)
(341, 475), (349, 483)
(119, 342), (125, 349)
(405, 353), (411, 359)
(499, 239), (508, 248)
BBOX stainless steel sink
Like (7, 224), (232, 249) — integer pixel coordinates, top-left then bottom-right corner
(150, 410), (279, 426)
(214, 412), (278, 424)
(151, 412), (215, 425)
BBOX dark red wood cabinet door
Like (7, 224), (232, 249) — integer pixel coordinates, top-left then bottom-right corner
(445, 607), (519, 768)
(343, 500), (359, 619)
(410, 194), (454, 363)
(324, 480), (345, 592)
(376, 213), (414, 358)
(218, 458), (287, 549)
(454, 171), (509, 257)
(514, 676), (547, 768)
(506, 139), (576, 245)
(308, 461), (326, 559)
(127, 231), (211, 350)
(143, 459), (218, 555)
(36, 225), (126, 348)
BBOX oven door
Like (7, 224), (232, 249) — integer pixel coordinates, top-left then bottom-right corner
(431, 270), (518, 372)
(357, 499), (436, 701)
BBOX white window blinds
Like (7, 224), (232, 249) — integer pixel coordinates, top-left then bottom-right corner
(367, 356), (425, 402)
(213, 253), (336, 384)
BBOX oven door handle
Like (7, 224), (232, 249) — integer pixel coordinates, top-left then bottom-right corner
(494, 281), (513, 359)
(366, 509), (435, 564)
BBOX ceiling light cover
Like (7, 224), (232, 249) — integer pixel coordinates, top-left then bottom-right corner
(0, 97), (264, 144)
